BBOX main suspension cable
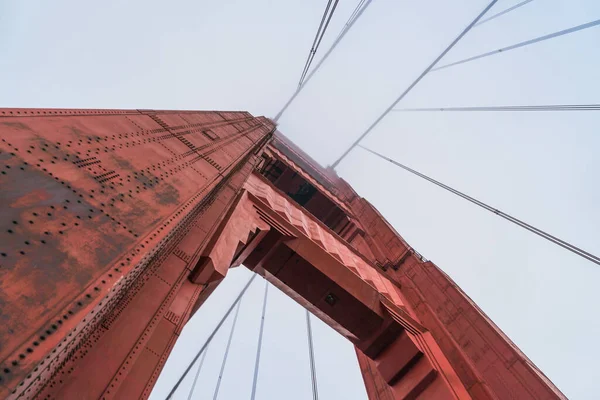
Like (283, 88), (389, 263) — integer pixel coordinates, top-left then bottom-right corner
(165, 274), (257, 399)
(473, 0), (535, 27)
(274, 0), (374, 121)
(298, 0), (341, 88)
(213, 300), (243, 400)
(330, 0), (500, 168)
(392, 104), (600, 112)
(359, 145), (600, 267)
(250, 280), (269, 400)
(432, 18), (600, 72)
(306, 310), (319, 400)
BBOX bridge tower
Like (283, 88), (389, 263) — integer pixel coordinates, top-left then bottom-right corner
(0, 108), (564, 399)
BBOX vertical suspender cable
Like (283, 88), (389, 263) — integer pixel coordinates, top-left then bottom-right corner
(431, 18), (600, 72)
(250, 281), (269, 400)
(359, 145), (600, 267)
(306, 310), (319, 400)
(274, 0), (374, 121)
(337, 0), (368, 41)
(473, 0), (534, 27)
(213, 300), (243, 400)
(330, 0), (499, 168)
(165, 274), (257, 399)
(186, 343), (210, 400)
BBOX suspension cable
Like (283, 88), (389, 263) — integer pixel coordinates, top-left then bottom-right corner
(297, 0), (333, 87)
(359, 145), (600, 267)
(186, 342), (210, 400)
(298, 0), (341, 88)
(306, 310), (319, 400)
(392, 104), (600, 112)
(432, 18), (600, 72)
(474, 0), (535, 27)
(330, 0), (500, 168)
(274, 0), (374, 121)
(213, 300), (243, 400)
(165, 274), (257, 399)
(334, 0), (367, 42)
(311, 1), (340, 68)
(250, 280), (269, 400)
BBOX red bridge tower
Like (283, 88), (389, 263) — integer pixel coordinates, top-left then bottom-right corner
(0, 108), (564, 399)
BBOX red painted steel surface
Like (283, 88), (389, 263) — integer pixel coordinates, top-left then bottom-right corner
(265, 131), (566, 400)
(0, 108), (565, 400)
(0, 108), (273, 399)
(239, 173), (469, 399)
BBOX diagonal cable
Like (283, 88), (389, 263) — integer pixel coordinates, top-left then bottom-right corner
(306, 310), (319, 400)
(339, 0), (368, 41)
(359, 145), (600, 267)
(213, 300), (243, 400)
(330, 0), (500, 168)
(474, 0), (535, 27)
(250, 280), (269, 400)
(165, 274), (257, 399)
(186, 343), (210, 400)
(432, 18), (600, 72)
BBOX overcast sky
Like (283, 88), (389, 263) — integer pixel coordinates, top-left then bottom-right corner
(2, 0), (600, 399)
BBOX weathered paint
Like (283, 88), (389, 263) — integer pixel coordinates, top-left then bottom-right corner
(0, 108), (565, 400)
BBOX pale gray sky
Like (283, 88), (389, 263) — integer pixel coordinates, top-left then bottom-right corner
(1, 0), (599, 399)
(150, 268), (368, 400)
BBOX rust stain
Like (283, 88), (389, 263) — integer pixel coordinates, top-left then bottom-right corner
(2, 122), (33, 131)
(67, 126), (88, 137)
(154, 182), (180, 206)
(1, 109), (563, 400)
